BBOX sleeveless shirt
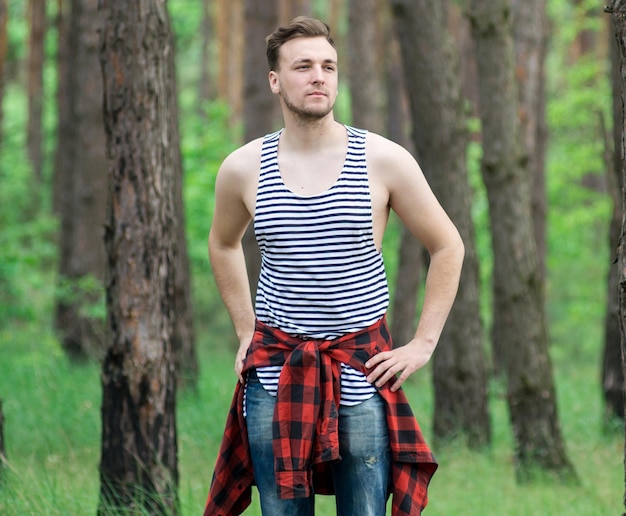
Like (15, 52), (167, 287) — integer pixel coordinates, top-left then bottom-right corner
(253, 125), (389, 405)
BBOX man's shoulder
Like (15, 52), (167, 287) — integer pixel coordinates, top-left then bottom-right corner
(224, 137), (264, 167)
(364, 131), (414, 169)
(219, 137), (266, 181)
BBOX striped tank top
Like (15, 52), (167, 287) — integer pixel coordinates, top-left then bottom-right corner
(253, 125), (389, 405)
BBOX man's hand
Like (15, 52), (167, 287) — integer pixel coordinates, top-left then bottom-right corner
(234, 336), (253, 383)
(365, 340), (434, 392)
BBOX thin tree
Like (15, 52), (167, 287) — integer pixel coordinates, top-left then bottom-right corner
(216, 0), (244, 125)
(26, 0), (45, 183)
(0, 0), (7, 148)
(605, 4), (626, 509)
(52, 0), (69, 213)
(98, 0), (179, 512)
(239, 0), (280, 299)
(602, 18), (624, 424)
(347, 0), (385, 134)
(279, 0), (311, 22)
(391, 0), (490, 447)
(512, 0), (548, 281)
(168, 16), (197, 390)
(54, 0), (108, 361)
(198, 0), (214, 110)
(469, 0), (577, 479)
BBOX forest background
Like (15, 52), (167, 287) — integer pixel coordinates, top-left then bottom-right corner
(0, 0), (623, 515)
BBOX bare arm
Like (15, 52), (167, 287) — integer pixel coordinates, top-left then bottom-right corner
(365, 134), (465, 391)
(208, 143), (260, 381)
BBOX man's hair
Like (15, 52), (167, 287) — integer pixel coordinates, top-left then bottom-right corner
(265, 16), (335, 72)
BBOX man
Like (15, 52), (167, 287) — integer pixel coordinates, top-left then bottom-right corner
(205, 16), (464, 516)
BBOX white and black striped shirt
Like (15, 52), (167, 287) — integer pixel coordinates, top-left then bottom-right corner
(253, 126), (389, 406)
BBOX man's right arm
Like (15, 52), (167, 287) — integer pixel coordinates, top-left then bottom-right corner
(208, 147), (258, 381)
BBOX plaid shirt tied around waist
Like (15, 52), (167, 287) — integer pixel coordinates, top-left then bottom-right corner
(204, 316), (438, 516)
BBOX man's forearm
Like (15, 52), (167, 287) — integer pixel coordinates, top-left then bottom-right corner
(209, 240), (256, 342)
(413, 243), (464, 350)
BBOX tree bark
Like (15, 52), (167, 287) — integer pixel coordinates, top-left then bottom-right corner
(198, 0), (214, 110)
(348, 0), (385, 134)
(216, 0), (244, 125)
(168, 22), (197, 390)
(279, 0), (311, 22)
(55, 0), (108, 362)
(240, 0), (280, 300)
(98, 0), (179, 513)
(602, 14), (625, 424)
(53, 0), (69, 214)
(512, 0), (548, 283)
(391, 0), (490, 448)
(605, 2), (626, 509)
(27, 0), (46, 183)
(0, 0), (7, 149)
(0, 399), (6, 481)
(469, 0), (576, 479)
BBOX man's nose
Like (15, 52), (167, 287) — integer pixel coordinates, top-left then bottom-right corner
(311, 65), (325, 84)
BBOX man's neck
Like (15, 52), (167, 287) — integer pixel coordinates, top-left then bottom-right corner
(280, 112), (345, 152)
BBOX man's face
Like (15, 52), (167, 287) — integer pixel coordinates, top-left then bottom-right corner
(269, 36), (339, 122)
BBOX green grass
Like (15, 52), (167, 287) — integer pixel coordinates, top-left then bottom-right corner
(0, 313), (622, 516)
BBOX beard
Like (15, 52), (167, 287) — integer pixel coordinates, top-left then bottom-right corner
(281, 89), (334, 123)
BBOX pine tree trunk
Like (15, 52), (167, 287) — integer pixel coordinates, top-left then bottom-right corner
(391, 0), (490, 447)
(0, 399), (6, 480)
(605, 3), (626, 509)
(239, 0), (280, 300)
(98, 1), (179, 513)
(198, 0), (214, 110)
(27, 0), (46, 183)
(348, 0), (385, 134)
(469, 0), (577, 479)
(512, 0), (548, 281)
(0, 0), (7, 149)
(53, 0), (69, 214)
(167, 28), (198, 390)
(602, 16), (625, 423)
(55, 0), (108, 362)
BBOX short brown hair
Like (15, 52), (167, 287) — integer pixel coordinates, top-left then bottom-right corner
(265, 16), (335, 71)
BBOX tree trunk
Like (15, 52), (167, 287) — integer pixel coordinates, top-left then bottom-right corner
(348, 0), (385, 134)
(0, 0), (7, 149)
(391, 0), (490, 448)
(98, 1), (179, 513)
(279, 0), (311, 22)
(602, 15), (625, 424)
(216, 0), (244, 126)
(55, 0), (108, 362)
(605, 4), (626, 509)
(198, 0), (214, 110)
(512, 0), (548, 283)
(168, 25), (197, 390)
(240, 0), (280, 299)
(0, 399), (6, 481)
(27, 0), (46, 183)
(469, 0), (576, 479)
(53, 0), (69, 214)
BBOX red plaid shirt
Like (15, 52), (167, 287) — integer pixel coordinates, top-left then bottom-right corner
(204, 316), (437, 515)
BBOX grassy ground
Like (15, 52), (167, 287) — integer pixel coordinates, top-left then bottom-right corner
(0, 316), (622, 516)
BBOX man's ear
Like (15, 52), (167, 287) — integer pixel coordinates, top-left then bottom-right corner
(269, 71), (280, 94)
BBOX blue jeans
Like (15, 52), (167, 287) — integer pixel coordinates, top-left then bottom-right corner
(245, 372), (391, 516)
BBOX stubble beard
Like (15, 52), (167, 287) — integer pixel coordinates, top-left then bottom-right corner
(281, 90), (334, 125)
